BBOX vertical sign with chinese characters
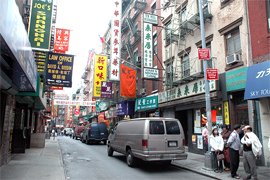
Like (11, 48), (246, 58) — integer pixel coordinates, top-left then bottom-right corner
(101, 82), (112, 99)
(143, 23), (153, 68)
(54, 28), (70, 52)
(224, 101), (230, 125)
(120, 63), (137, 98)
(28, 0), (53, 50)
(110, 0), (122, 81)
(94, 55), (107, 97)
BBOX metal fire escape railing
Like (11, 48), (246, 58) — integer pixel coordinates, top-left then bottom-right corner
(164, 0), (213, 89)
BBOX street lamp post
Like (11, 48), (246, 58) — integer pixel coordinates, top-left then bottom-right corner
(198, 0), (212, 170)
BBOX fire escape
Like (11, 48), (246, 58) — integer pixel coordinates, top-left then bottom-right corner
(164, 0), (214, 88)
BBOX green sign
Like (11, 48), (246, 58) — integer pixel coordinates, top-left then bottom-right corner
(225, 67), (247, 92)
(28, 0), (53, 50)
(96, 102), (108, 112)
(144, 14), (158, 25)
(135, 95), (158, 111)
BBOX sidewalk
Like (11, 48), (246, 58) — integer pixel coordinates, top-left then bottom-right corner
(0, 137), (65, 180)
(173, 152), (270, 180)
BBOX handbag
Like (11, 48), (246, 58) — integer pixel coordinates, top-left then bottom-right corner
(217, 152), (224, 161)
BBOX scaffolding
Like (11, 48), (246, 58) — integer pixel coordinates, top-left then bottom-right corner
(164, 0), (214, 89)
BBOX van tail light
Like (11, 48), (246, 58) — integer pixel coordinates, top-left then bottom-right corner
(89, 126), (91, 131)
(183, 139), (185, 146)
(142, 139), (148, 147)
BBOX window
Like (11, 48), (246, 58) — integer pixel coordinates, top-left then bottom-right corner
(143, 79), (146, 88)
(182, 55), (190, 77)
(150, 121), (164, 134)
(165, 121), (180, 134)
(166, 64), (173, 85)
(206, 44), (213, 68)
(166, 21), (172, 35)
(152, 81), (158, 91)
(151, 2), (156, 14)
(226, 28), (241, 56)
(180, 9), (187, 23)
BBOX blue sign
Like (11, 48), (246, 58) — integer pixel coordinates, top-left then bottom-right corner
(0, 0), (37, 92)
(244, 61), (270, 100)
(116, 101), (135, 116)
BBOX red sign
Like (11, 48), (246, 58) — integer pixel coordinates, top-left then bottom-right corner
(206, 69), (218, 80)
(54, 28), (70, 51)
(92, 98), (96, 112)
(74, 109), (80, 116)
(98, 112), (106, 121)
(120, 63), (136, 98)
(198, 48), (210, 60)
(51, 86), (64, 90)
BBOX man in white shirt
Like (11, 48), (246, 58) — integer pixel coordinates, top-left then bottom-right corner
(241, 126), (260, 180)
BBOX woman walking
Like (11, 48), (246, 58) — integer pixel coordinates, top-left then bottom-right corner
(221, 125), (231, 171)
(210, 128), (224, 173)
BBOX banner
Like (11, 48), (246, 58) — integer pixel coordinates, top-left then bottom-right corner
(51, 86), (63, 90)
(54, 100), (95, 106)
(92, 98), (96, 112)
(69, 106), (73, 122)
(28, 0), (53, 50)
(98, 112), (106, 122)
(120, 64), (136, 98)
(94, 55), (107, 97)
(74, 105), (80, 117)
(54, 28), (70, 51)
(101, 82), (112, 99)
(46, 52), (74, 87)
(110, 0), (122, 81)
(143, 23), (153, 68)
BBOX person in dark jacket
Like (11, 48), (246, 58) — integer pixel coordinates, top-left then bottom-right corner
(221, 125), (231, 171)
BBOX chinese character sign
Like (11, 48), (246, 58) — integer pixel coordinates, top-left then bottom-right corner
(143, 23), (153, 68)
(46, 52), (74, 87)
(110, 0), (122, 81)
(101, 82), (112, 99)
(28, 0), (53, 50)
(54, 28), (70, 51)
(94, 55), (107, 97)
(120, 63), (137, 98)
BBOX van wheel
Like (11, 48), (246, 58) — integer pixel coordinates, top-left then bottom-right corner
(107, 145), (113, 156)
(126, 149), (137, 167)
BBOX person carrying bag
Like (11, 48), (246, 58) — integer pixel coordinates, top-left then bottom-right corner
(210, 128), (224, 173)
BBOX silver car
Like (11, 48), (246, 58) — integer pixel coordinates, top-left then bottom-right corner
(107, 117), (187, 167)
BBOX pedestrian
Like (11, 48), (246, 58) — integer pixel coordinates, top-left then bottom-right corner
(210, 128), (224, 173)
(52, 128), (55, 140)
(239, 121), (247, 140)
(241, 126), (262, 180)
(225, 124), (242, 179)
(202, 124), (208, 153)
(221, 125), (231, 171)
(58, 129), (61, 136)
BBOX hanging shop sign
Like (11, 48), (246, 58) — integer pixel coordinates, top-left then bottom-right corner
(101, 82), (112, 99)
(95, 102), (108, 112)
(0, 0), (37, 92)
(34, 51), (47, 74)
(74, 106), (80, 117)
(54, 100), (95, 106)
(98, 112), (106, 122)
(244, 61), (270, 100)
(144, 68), (159, 79)
(224, 101), (230, 125)
(94, 55), (107, 97)
(143, 23), (153, 68)
(46, 52), (74, 87)
(116, 101), (135, 116)
(110, 0), (122, 81)
(143, 13), (158, 25)
(135, 95), (158, 111)
(120, 64), (137, 98)
(92, 98), (96, 112)
(51, 86), (63, 90)
(28, 0), (54, 50)
(225, 67), (247, 92)
(54, 28), (71, 52)
(206, 69), (218, 80)
(69, 106), (73, 121)
(158, 78), (217, 103)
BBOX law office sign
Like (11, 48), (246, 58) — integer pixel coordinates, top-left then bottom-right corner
(28, 0), (54, 50)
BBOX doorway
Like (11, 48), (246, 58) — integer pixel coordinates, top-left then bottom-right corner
(175, 110), (188, 145)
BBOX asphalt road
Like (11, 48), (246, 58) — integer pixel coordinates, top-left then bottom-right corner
(58, 136), (212, 180)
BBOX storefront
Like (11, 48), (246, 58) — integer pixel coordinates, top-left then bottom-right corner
(225, 67), (248, 128)
(158, 78), (223, 154)
(244, 61), (270, 167)
(135, 95), (158, 117)
(116, 101), (135, 120)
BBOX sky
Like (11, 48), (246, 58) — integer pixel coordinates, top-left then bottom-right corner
(54, 0), (113, 96)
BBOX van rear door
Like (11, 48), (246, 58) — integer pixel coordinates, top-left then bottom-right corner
(164, 120), (183, 153)
(148, 120), (166, 154)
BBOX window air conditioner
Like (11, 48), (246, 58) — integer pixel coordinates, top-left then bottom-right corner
(140, 88), (146, 95)
(226, 53), (241, 65)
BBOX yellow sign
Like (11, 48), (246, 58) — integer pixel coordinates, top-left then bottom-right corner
(224, 101), (230, 125)
(94, 55), (107, 97)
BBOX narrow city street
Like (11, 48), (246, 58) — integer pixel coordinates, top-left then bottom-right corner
(58, 136), (212, 180)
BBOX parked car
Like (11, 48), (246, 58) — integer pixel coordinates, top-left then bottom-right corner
(107, 117), (187, 167)
(81, 123), (108, 144)
(72, 126), (84, 140)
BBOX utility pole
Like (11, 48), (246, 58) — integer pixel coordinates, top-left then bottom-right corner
(198, 0), (212, 169)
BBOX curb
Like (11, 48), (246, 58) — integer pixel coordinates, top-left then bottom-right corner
(171, 162), (222, 180)
(56, 138), (67, 180)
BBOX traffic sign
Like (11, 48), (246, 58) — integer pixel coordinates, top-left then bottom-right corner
(206, 69), (218, 80)
(198, 48), (210, 60)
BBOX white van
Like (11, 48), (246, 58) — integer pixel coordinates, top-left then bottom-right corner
(107, 117), (187, 167)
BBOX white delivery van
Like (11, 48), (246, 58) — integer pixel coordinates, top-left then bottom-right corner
(107, 117), (187, 167)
